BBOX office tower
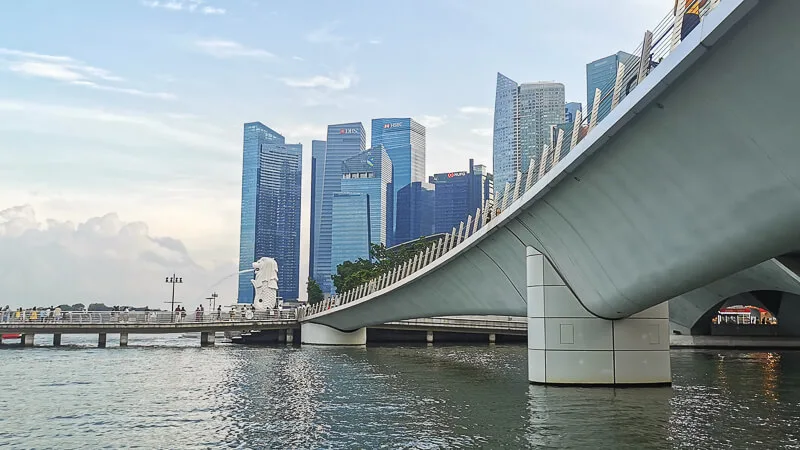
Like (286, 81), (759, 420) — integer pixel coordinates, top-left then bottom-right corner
(586, 51), (639, 124)
(311, 123), (366, 294)
(309, 140), (326, 280)
(565, 102), (582, 123)
(237, 122), (302, 303)
(429, 159), (493, 235)
(371, 118), (426, 245)
(331, 147), (393, 278)
(394, 181), (435, 246)
(493, 73), (565, 191)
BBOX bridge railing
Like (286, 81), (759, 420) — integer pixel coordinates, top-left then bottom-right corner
(300, 0), (723, 320)
(0, 309), (297, 325)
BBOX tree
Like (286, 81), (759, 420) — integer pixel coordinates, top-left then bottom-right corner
(331, 238), (436, 294)
(307, 278), (324, 305)
(332, 258), (377, 294)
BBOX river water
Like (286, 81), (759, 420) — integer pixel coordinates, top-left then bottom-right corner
(2, 336), (800, 449)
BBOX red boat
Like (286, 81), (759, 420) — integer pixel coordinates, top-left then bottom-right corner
(1, 334), (21, 340)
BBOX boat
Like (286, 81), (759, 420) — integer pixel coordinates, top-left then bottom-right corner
(1, 334), (21, 340)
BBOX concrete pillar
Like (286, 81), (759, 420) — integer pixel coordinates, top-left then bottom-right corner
(53, 334), (62, 347)
(286, 328), (294, 344)
(98, 333), (107, 348)
(426, 330), (434, 344)
(277, 329), (287, 343)
(200, 331), (215, 347)
(119, 332), (128, 347)
(526, 246), (671, 386)
(301, 323), (366, 346)
(22, 334), (34, 347)
(489, 333), (496, 344)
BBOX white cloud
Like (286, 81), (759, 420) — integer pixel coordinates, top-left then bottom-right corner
(291, 56), (304, 61)
(195, 39), (275, 59)
(142, 0), (226, 15)
(470, 128), (492, 137)
(0, 205), (237, 309)
(305, 24), (359, 52)
(459, 106), (493, 115)
(417, 115), (447, 129)
(0, 47), (174, 100)
(368, 39), (382, 45)
(281, 70), (357, 90)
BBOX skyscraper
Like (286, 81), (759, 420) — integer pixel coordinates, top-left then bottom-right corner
(330, 147), (393, 279)
(429, 159), (493, 235)
(394, 181), (435, 245)
(237, 122), (302, 303)
(493, 73), (565, 191)
(565, 102), (582, 123)
(309, 140), (326, 281)
(371, 118), (426, 245)
(311, 123), (366, 294)
(586, 51), (639, 124)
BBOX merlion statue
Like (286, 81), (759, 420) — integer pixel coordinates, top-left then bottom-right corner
(252, 257), (279, 310)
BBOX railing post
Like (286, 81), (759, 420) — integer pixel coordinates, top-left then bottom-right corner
(552, 128), (565, 164)
(638, 30), (653, 83)
(525, 157), (536, 192)
(423, 246), (432, 267)
(611, 62), (626, 110)
(538, 144), (550, 178)
(472, 209), (480, 235)
(456, 221), (465, 245)
(512, 170), (522, 202)
(449, 227), (458, 251)
(464, 215), (473, 240)
(570, 109), (582, 150)
(671, 4), (685, 51)
(435, 237), (445, 259)
(589, 88), (601, 130)
(501, 182), (511, 211)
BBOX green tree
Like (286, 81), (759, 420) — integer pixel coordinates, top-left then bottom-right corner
(306, 278), (324, 305)
(331, 258), (377, 293)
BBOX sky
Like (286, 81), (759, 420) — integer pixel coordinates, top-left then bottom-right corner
(0, 0), (669, 309)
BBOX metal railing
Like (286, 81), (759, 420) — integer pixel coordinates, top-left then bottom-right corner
(0, 309), (297, 325)
(299, 0), (723, 320)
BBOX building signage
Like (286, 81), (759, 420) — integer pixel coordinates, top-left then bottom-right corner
(432, 171), (468, 182)
(447, 171), (467, 178)
(339, 128), (360, 134)
(383, 122), (404, 129)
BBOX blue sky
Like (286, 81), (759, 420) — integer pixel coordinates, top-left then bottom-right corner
(0, 0), (669, 306)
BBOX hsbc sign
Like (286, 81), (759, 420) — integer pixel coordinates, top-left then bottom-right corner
(339, 128), (360, 134)
(382, 122), (404, 129)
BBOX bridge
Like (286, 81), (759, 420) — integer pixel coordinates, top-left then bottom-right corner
(297, 0), (800, 386)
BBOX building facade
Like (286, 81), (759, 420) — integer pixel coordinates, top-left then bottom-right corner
(565, 102), (582, 123)
(309, 140), (326, 281)
(370, 118), (426, 245)
(311, 123), (366, 294)
(429, 159), (493, 235)
(493, 73), (565, 191)
(330, 192), (371, 277)
(586, 51), (639, 124)
(237, 122), (302, 303)
(394, 181), (435, 245)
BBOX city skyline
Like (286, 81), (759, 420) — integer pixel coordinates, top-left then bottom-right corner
(0, 0), (669, 307)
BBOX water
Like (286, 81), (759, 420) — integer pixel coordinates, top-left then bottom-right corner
(2, 336), (800, 449)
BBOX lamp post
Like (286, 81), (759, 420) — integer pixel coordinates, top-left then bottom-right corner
(165, 274), (183, 321)
(206, 292), (218, 311)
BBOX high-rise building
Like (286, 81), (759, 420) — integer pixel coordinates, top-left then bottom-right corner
(311, 123), (366, 294)
(394, 181), (435, 245)
(493, 73), (565, 191)
(237, 122), (302, 303)
(309, 140), (326, 281)
(429, 159), (493, 235)
(586, 51), (639, 124)
(330, 147), (393, 280)
(565, 102), (582, 123)
(370, 118), (426, 245)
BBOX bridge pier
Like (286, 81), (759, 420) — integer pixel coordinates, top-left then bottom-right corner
(22, 334), (34, 347)
(526, 247), (671, 386)
(489, 333), (496, 344)
(53, 334), (62, 347)
(200, 332), (215, 347)
(426, 330), (434, 344)
(98, 333), (107, 348)
(119, 333), (128, 347)
(301, 323), (366, 346)
(286, 328), (294, 344)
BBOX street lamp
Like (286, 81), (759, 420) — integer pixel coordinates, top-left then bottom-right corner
(165, 274), (183, 321)
(206, 292), (218, 311)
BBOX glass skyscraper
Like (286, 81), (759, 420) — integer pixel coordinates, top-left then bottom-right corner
(311, 123), (366, 294)
(370, 118), (426, 246)
(309, 140), (326, 280)
(586, 51), (639, 124)
(565, 102), (582, 123)
(237, 122), (302, 303)
(429, 159), (493, 235)
(330, 147), (393, 280)
(493, 73), (565, 191)
(394, 181), (434, 245)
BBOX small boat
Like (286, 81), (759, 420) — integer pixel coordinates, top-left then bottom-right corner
(1, 334), (21, 340)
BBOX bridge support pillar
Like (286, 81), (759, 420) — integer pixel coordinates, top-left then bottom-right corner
(98, 333), (107, 348)
(426, 330), (434, 344)
(22, 334), (34, 347)
(119, 332), (128, 347)
(489, 333), (496, 344)
(526, 247), (671, 386)
(286, 328), (294, 344)
(53, 334), (62, 347)
(200, 332), (215, 347)
(300, 323), (366, 346)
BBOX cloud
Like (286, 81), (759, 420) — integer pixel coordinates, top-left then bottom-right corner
(470, 128), (492, 137)
(417, 115), (447, 129)
(0, 205), (237, 309)
(194, 39), (275, 59)
(0, 47), (174, 100)
(459, 106), (493, 115)
(368, 39), (382, 45)
(291, 56), (304, 61)
(281, 69), (357, 90)
(305, 23), (359, 52)
(142, 0), (226, 15)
